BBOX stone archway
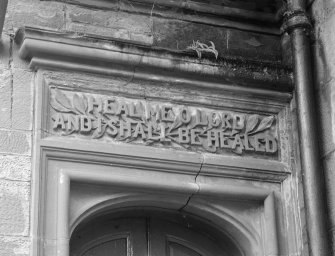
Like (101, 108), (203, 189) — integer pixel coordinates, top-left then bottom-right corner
(69, 193), (259, 256)
(34, 140), (283, 256)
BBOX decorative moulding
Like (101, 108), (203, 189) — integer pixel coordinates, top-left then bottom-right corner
(15, 27), (293, 101)
(36, 69), (291, 165)
(49, 88), (280, 157)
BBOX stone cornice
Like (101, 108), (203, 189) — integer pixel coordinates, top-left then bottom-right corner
(15, 27), (293, 100)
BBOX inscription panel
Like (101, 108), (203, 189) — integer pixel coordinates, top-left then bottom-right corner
(49, 88), (279, 157)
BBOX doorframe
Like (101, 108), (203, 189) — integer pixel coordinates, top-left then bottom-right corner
(29, 54), (292, 256)
(32, 139), (285, 256)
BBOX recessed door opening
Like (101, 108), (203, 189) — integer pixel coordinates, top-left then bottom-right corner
(70, 209), (243, 256)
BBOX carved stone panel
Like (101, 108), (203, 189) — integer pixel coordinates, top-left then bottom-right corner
(48, 88), (279, 157)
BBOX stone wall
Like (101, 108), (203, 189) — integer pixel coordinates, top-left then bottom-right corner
(310, 0), (335, 253)
(0, 0), (304, 255)
(0, 2), (36, 253)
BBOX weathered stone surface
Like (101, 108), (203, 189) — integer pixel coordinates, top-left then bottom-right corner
(312, 41), (332, 89)
(0, 1), (313, 256)
(66, 6), (153, 45)
(0, 180), (30, 236)
(12, 70), (33, 130)
(0, 70), (12, 129)
(322, 150), (335, 252)
(310, 0), (335, 26)
(281, 33), (292, 66)
(0, 35), (11, 69)
(312, 39), (335, 90)
(311, 1), (335, 253)
(153, 18), (227, 57)
(226, 29), (281, 62)
(12, 42), (30, 70)
(316, 83), (335, 157)
(311, 1), (335, 88)
(0, 131), (31, 155)
(152, 17), (282, 62)
(0, 155), (31, 181)
(4, 0), (65, 33)
(0, 236), (30, 256)
(311, 0), (335, 157)
(323, 151), (335, 222)
(49, 89), (279, 158)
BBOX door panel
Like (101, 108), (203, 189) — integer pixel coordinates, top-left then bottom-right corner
(150, 219), (228, 256)
(71, 217), (231, 256)
(70, 218), (147, 256)
(168, 242), (201, 256)
(82, 238), (127, 256)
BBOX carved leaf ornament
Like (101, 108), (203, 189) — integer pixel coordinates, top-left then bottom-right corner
(51, 89), (278, 155)
(187, 40), (219, 59)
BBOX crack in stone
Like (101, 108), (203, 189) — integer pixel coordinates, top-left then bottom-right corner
(122, 52), (144, 87)
(178, 154), (204, 212)
(9, 36), (14, 130)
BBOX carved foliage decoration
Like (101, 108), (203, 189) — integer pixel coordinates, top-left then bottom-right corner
(186, 40), (219, 59)
(50, 89), (278, 155)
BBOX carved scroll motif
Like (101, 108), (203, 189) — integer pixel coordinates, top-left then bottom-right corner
(50, 89), (278, 155)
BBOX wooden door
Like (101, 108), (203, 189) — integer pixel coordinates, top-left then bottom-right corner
(149, 219), (228, 256)
(70, 217), (230, 256)
(70, 218), (147, 256)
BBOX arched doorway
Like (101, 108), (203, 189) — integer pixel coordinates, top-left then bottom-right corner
(34, 145), (284, 256)
(70, 209), (242, 256)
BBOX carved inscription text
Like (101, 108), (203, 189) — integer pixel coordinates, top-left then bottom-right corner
(51, 89), (278, 155)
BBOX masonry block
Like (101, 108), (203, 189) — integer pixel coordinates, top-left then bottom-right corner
(0, 130), (31, 155)
(4, 0), (65, 33)
(0, 155), (31, 181)
(281, 33), (292, 67)
(152, 17), (282, 62)
(0, 180), (30, 236)
(0, 236), (30, 256)
(153, 18), (227, 57)
(322, 150), (335, 253)
(310, 0), (335, 25)
(312, 10), (335, 88)
(226, 29), (281, 63)
(66, 5), (153, 45)
(322, 151), (335, 222)
(12, 42), (30, 70)
(0, 35), (11, 70)
(312, 40), (332, 89)
(331, 229), (335, 256)
(316, 82), (335, 157)
(0, 69), (12, 129)
(12, 69), (33, 130)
